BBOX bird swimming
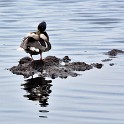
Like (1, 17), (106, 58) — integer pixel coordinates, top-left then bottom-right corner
(20, 21), (51, 60)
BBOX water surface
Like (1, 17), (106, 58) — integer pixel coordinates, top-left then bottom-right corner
(0, 0), (124, 124)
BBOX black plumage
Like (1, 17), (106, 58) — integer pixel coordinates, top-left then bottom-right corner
(20, 21), (51, 60)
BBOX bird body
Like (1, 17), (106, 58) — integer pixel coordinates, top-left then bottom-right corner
(20, 22), (51, 60)
(26, 32), (40, 40)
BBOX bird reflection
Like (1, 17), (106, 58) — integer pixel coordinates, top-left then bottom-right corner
(21, 76), (52, 107)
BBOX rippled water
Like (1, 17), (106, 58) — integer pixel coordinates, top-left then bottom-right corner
(0, 0), (124, 124)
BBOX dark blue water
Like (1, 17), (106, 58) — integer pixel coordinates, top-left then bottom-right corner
(0, 0), (124, 124)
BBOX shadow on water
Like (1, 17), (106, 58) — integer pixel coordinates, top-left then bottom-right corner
(21, 76), (52, 118)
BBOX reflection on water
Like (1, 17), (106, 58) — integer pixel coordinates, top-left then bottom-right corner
(22, 77), (52, 107)
(21, 77), (52, 117)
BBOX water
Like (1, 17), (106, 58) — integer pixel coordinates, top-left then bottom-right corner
(0, 0), (124, 123)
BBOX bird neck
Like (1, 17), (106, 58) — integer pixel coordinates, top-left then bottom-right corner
(36, 30), (45, 35)
(36, 30), (41, 35)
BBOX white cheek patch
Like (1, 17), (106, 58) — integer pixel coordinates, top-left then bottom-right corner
(40, 34), (47, 41)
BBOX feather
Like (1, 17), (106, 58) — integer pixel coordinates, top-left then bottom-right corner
(17, 47), (24, 51)
(40, 34), (47, 41)
(29, 47), (40, 52)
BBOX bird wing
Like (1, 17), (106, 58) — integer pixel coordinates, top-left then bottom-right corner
(39, 33), (51, 52)
(20, 37), (29, 49)
(20, 37), (46, 52)
(27, 40), (46, 51)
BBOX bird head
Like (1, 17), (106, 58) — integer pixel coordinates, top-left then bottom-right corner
(37, 21), (46, 33)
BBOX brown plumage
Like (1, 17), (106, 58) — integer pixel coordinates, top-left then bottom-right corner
(20, 21), (51, 60)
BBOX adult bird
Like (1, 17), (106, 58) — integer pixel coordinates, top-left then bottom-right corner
(20, 21), (51, 60)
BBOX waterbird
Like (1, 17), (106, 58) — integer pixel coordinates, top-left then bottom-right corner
(20, 21), (51, 60)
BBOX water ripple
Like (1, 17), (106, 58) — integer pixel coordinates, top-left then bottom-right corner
(0, 0), (124, 124)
